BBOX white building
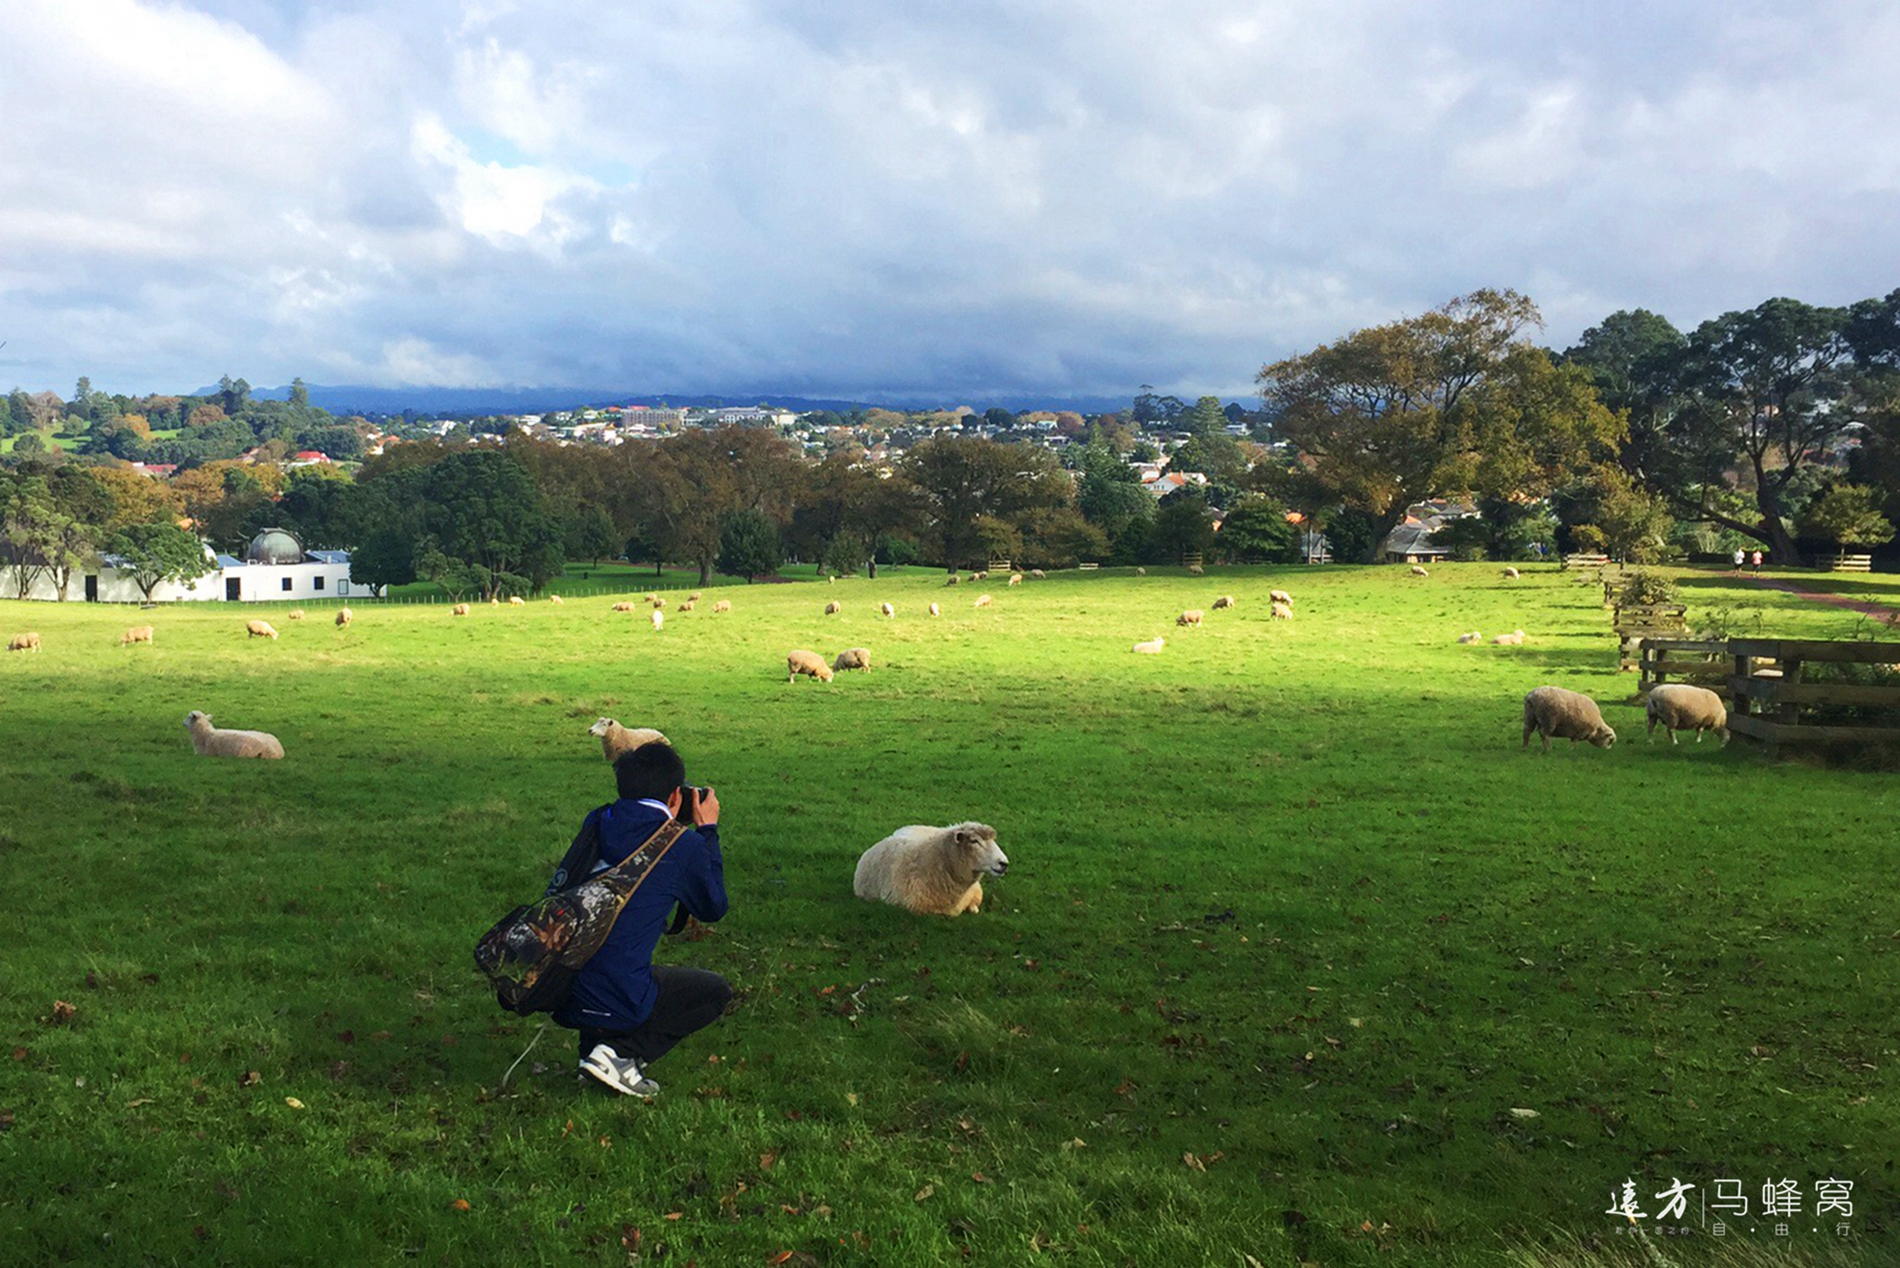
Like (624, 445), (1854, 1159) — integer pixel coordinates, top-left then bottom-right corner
(1, 528), (357, 603)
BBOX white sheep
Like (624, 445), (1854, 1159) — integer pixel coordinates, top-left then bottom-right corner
(183, 710), (284, 760)
(651, 597), (666, 609)
(688, 592), (702, 602)
(1522, 686), (1617, 752)
(787, 649), (834, 683)
(121, 626), (154, 646)
(1212, 595), (1236, 610)
(1456, 631), (1482, 644)
(880, 602), (895, 618)
(588, 718), (671, 763)
(644, 592), (660, 603)
(612, 601), (635, 613)
(1131, 636), (1165, 654)
(1136, 567), (1146, 576)
(1270, 602), (1293, 620)
(1410, 565), (1430, 578)
(1492, 629), (1526, 646)
(1177, 609), (1203, 627)
(1008, 573), (1023, 587)
(452, 603), (471, 616)
(246, 620), (279, 640)
(833, 647), (872, 672)
(6, 633), (40, 653)
(650, 609), (664, 631)
(945, 574), (961, 586)
(1188, 564), (1205, 576)
(1029, 569), (1046, 579)
(974, 594), (993, 609)
(335, 606), (354, 626)
(928, 602), (941, 617)
(508, 594), (526, 605)
(712, 599), (732, 614)
(1501, 567), (1520, 579)
(1269, 589), (1293, 606)
(677, 599), (696, 612)
(825, 600), (843, 615)
(550, 594), (564, 604)
(1645, 684), (1729, 746)
(286, 609), (306, 621)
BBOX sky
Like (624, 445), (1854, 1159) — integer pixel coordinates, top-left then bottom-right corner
(3, 0), (1899, 406)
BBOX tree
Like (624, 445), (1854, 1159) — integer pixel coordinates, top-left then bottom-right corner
(13, 433), (47, 457)
(716, 508), (784, 581)
(110, 521), (212, 601)
(289, 377), (310, 409)
(1, 478), (60, 598)
(1152, 486), (1215, 562)
(564, 503), (618, 565)
(1216, 496), (1299, 563)
(418, 450), (563, 599)
(1799, 484), (1895, 550)
(1579, 465), (1674, 564)
(899, 435), (1067, 571)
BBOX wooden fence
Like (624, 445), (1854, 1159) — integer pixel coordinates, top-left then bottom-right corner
(1638, 636), (1900, 755)
(1562, 552), (1611, 570)
(1830, 553), (1874, 572)
(1613, 603), (1688, 670)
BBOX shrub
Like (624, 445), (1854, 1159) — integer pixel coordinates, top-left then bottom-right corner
(1615, 570), (1679, 608)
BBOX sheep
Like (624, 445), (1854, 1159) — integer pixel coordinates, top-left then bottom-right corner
(1522, 686), (1617, 752)
(1136, 567), (1147, 576)
(335, 606), (354, 626)
(1132, 636), (1165, 654)
(650, 609), (664, 631)
(588, 718), (671, 763)
(1456, 631), (1482, 644)
(120, 626), (154, 646)
(825, 600), (843, 615)
(1501, 567), (1520, 579)
(677, 599), (696, 613)
(612, 601), (635, 613)
(1029, 569), (1046, 579)
(1008, 573), (1023, 587)
(1270, 601), (1293, 620)
(688, 592), (702, 602)
(880, 602), (895, 619)
(508, 596), (525, 607)
(550, 594), (564, 604)
(246, 620), (279, 640)
(1212, 595), (1236, 610)
(452, 603), (471, 616)
(787, 649), (834, 683)
(833, 647), (872, 672)
(1269, 589), (1293, 606)
(651, 597), (666, 610)
(828, 575), (837, 584)
(1492, 629), (1526, 646)
(928, 602), (941, 617)
(1177, 609), (1204, 627)
(1645, 684), (1729, 746)
(183, 710), (284, 760)
(1188, 564), (1205, 576)
(944, 574), (961, 586)
(973, 594), (993, 609)
(712, 599), (732, 613)
(7, 632), (40, 653)
(644, 593), (660, 604)
(1410, 565), (1429, 577)
(973, 571), (988, 581)
(286, 609), (306, 620)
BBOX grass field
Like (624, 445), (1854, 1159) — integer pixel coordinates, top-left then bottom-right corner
(1, 564), (1895, 1266)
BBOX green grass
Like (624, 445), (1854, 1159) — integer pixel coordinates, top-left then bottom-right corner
(1, 564), (1895, 1265)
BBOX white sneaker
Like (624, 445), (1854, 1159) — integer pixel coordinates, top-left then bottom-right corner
(579, 1044), (659, 1097)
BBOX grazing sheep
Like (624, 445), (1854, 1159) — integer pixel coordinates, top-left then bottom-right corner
(787, 649), (833, 683)
(452, 603), (471, 616)
(335, 607), (354, 626)
(588, 718), (671, 763)
(651, 597), (666, 610)
(7, 633), (40, 653)
(1008, 573), (1023, 587)
(120, 626), (154, 646)
(1501, 567), (1520, 579)
(945, 574), (961, 586)
(973, 593), (993, 609)
(650, 610), (664, 631)
(1270, 601), (1293, 620)
(1410, 565), (1430, 577)
(1269, 589), (1293, 606)
(833, 647), (872, 672)
(286, 609), (306, 620)
(880, 602), (895, 619)
(1492, 630), (1526, 646)
(974, 571), (988, 581)
(1029, 569), (1045, 579)
(1456, 631), (1482, 645)
(853, 822), (1008, 917)
(612, 601), (636, 613)
(183, 710), (284, 760)
(1646, 684), (1729, 746)
(928, 602), (941, 617)
(1177, 609), (1204, 627)
(689, 592), (702, 602)
(828, 575), (837, 584)
(1212, 595), (1236, 610)
(1131, 636), (1165, 654)
(1522, 686), (1617, 752)
(677, 599), (696, 613)
(1136, 567), (1146, 575)
(1188, 564), (1205, 576)
(712, 599), (732, 613)
(825, 601), (843, 615)
(246, 620), (279, 640)
(550, 594), (564, 604)
(508, 596), (525, 607)
(644, 593), (660, 603)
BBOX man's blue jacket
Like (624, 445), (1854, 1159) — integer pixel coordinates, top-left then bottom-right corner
(551, 798), (726, 1032)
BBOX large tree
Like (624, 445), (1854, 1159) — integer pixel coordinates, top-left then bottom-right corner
(632, 427), (801, 586)
(110, 521), (212, 601)
(417, 449), (563, 599)
(899, 436), (1067, 571)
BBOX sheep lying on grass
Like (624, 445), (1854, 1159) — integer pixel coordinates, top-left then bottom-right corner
(1522, 686), (1616, 752)
(589, 718), (670, 762)
(246, 620), (278, 640)
(787, 649), (833, 682)
(452, 603), (471, 616)
(183, 711), (284, 760)
(1212, 595), (1236, 610)
(1492, 630), (1525, 646)
(853, 822), (1008, 917)
(1132, 636), (1165, 654)
(121, 626), (154, 646)
(335, 607), (353, 626)
(1456, 631), (1482, 644)
(1646, 684), (1729, 746)
(1176, 609), (1203, 627)
(833, 647), (872, 672)
(1501, 567), (1520, 579)
(8, 633), (41, 653)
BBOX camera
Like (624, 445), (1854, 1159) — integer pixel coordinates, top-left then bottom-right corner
(678, 785), (709, 819)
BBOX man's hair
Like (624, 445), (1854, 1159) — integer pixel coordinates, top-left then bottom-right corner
(615, 741), (686, 803)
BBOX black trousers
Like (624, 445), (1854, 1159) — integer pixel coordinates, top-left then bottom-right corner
(578, 966), (732, 1066)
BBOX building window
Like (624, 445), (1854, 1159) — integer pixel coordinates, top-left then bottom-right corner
(282, 577), (293, 592)
(313, 576), (325, 591)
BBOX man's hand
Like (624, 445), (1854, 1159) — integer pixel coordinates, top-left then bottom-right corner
(693, 785), (719, 827)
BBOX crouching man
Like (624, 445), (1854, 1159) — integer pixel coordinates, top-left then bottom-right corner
(555, 741), (732, 1096)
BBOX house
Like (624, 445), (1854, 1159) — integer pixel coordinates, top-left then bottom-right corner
(1378, 500), (1477, 563)
(0, 528), (357, 603)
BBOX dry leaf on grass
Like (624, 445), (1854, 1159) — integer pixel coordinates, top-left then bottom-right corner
(913, 1184), (935, 1202)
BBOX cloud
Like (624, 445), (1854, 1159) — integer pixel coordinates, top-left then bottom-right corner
(1, 0), (1897, 400)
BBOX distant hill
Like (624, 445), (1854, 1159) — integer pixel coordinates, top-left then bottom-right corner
(232, 384), (1137, 419)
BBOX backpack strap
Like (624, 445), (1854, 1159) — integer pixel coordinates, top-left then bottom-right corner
(557, 818), (689, 968)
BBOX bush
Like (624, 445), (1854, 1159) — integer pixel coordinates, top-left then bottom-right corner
(1615, 570), (1679, 608)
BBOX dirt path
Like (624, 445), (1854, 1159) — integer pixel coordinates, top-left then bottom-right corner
(1743, 576), (1900, 624)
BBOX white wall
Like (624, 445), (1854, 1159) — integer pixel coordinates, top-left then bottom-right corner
(0, 559), (355, 603)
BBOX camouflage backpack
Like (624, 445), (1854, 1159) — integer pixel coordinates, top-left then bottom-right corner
(474, 811), (686, 1015)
